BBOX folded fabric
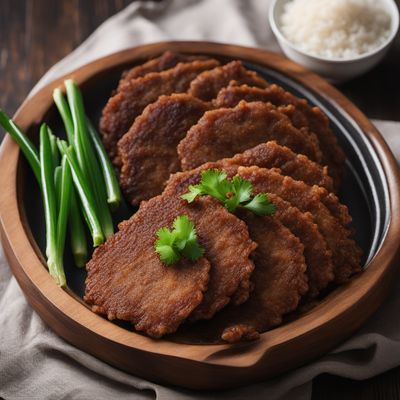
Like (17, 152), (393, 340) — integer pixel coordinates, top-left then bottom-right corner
(1, 1), (399, 399)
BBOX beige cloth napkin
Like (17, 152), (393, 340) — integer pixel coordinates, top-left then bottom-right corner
(1, 1), (399, 399)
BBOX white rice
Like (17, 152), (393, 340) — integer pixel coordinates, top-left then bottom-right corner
(280, 0), (392, 59)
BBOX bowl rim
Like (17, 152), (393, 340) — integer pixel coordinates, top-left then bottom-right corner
(269, 0), (400, 63)
(1, 41), (400, 388)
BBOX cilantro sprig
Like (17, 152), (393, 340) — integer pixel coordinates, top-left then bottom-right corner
(155, 215), (204, 266)
(181, 169), (276, 216)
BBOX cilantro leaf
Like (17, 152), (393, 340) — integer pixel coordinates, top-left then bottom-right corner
(181, 239), (205, 261)
(154, 215), (204, 265)
(225, 176), (253, 212)
(181, 185), (203, 203)
(155, 244), (180, 265)
(181, 169), (276, 217)
(181, 170), (231, 203)
(243, 193), (276, 216)
(200, 169), (232, 201)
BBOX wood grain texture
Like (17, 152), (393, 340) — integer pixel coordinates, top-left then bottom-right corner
(0, 1), (400, 397)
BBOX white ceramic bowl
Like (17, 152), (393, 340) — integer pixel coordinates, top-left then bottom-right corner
(269, 0), (399, 83)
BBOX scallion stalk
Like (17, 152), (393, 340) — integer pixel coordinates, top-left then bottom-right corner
(55, 155), (72, 269)
(53, 87), (89, 265)
(69, 189), (88, 267)
(53, 88), (74, 144)
(0, 109), (41, 183)
(58, 139), (104, 247)
(55, 166), (62, 199)
(40, 124), (66, 287)
(65, 79), (114, 238)
(49, 129), (60, 170)
(87, 119), (121, 210)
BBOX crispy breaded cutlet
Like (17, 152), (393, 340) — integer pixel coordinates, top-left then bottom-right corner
(237, 166), (362, 283)
(177, 213), (308, 343)
(269, 194), (334, 298)
(117, 94), (210, 206)
(177, 101), (323, 170)
(189, 198), (257, 321)
(84, 194), (256, 337)
(220, 144), (350, 227)
(100, 58), (220, 161)
(165, 166), (335, 298)
(205, 141), (334, 192)
(188, 61), (268, 101)
(118, 51), (207, 89)
(164, 163), (360, 283)
(221, 210), (308, 342)
(214, 82), (345, 185)
(175, 140), (349, 228)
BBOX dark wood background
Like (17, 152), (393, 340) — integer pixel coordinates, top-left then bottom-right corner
(1, 1), (400, 398)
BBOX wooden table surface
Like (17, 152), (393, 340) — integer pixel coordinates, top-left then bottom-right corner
(1, 1), (400, 398)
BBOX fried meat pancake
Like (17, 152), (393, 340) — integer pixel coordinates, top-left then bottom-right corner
(84, 197), (210, 338)
(118, 94), (210, 206)
(165, 166), (334, 298)
(204, 141), (334, 192)
(215, 82), (345, 185)
(171, 146), (348, 228)
(177, 101), (323, 170)
(224, 143), (349, 226)
(85, 194), (256, 337)
(177, 213), (308, 343)
(268, 194), (334, 298)
(221, 211), (308, 342)
(188, 198), (257, 321)
(237, 166), (362, 283)
(164, 163), (360, 283)
(188, 61), (268, 101)
(118, 51), (206, 89)
(178, 136), (348, 226)
(100, 58), (220, 160)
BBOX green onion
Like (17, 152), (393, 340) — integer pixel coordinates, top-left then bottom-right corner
(65, 79), (114, 239)
(87, 119), (121, 210)
(54, 166), (62, 199)
(53, 88), (88, 266)
(55, 156), (72, 270)
(58, 139), (104, 247)
(69, 189), (88, 267)
(0, 109), (41, 183)
(40, 124), (66, 287)
(49, 129), (60, 170)
(53, 88), (74, 144)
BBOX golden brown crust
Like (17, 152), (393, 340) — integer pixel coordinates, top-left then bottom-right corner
(118, 51), (207, 89)
(117, 94), (210, 206)
(164, 166), (335, 298)
(214, 82), (345, 185)
(214, 141), (334, 192)
(85, 195), (212, 338)
(220, 211), (308, 342)
(177, 101), (323, 170)
(187, 214), (307, 343)
(100, 58), (220, 161)
(221, 324), (260, 343)
(85, 194), (256, 337)
(237, 166), (362, 283)
(268, 194), (334, 298)
(189, 198), (257, 321)
(188, 60), (268, 101)
(320, 191), (352, 227)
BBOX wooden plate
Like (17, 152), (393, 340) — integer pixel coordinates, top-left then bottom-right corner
(1, 42), (400, 390)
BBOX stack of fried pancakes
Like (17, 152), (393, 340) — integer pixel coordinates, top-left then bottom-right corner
(84, 52), (362, 343)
